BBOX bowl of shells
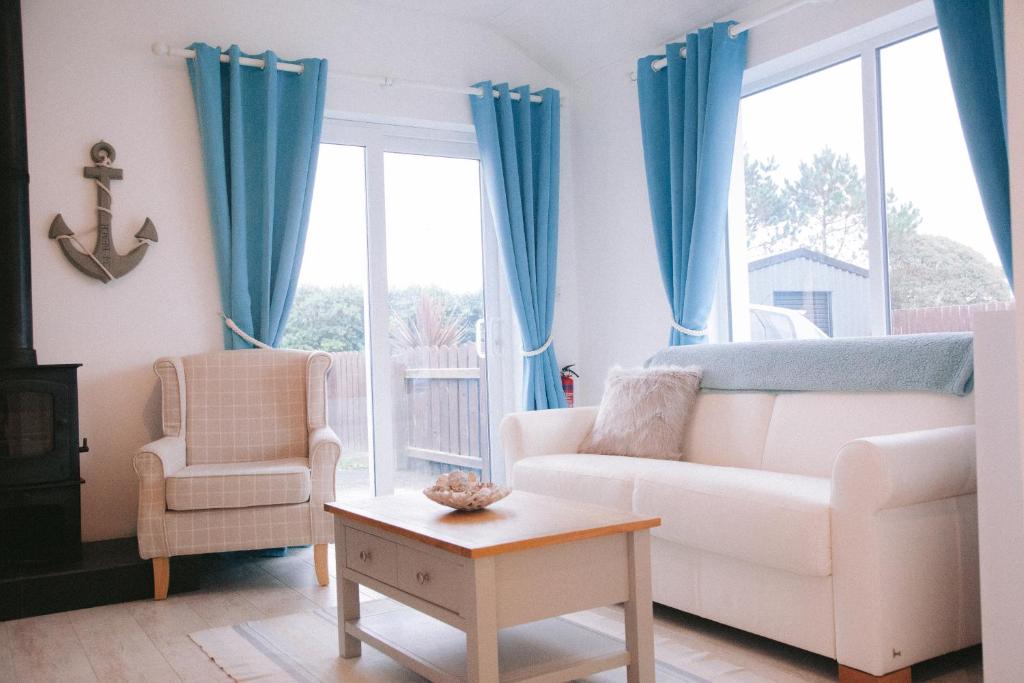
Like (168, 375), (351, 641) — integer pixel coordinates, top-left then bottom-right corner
(423, 471), (510, 511)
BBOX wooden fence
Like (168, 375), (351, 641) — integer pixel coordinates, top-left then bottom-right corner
(326, 342), (488, 473)
(325, 351), (370, 459)
(890, 301), (1014, 335)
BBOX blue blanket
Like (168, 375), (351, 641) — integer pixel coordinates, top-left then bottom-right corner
(646, 333), (974, 396)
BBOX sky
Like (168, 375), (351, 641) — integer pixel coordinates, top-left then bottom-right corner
(739, 28), (999, 269)
(296, 146), (485, 294)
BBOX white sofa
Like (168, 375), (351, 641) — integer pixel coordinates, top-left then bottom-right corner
(500, 389), (980, 679)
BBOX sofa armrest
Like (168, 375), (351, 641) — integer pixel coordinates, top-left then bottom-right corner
(309, 426), (341, 545)
(132, 436), (185, 560)
(500, 407), (598, 483)
(831, 425), (976, 512)
(830, 424), (979, 675)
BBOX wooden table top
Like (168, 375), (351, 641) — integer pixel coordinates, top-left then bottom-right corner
(325, 491), (660, 559)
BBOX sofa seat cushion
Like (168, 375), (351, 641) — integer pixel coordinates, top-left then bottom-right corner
(634, 464), (832, 577)
(166, 458), (311, 511)
(513, 454), (673, 510)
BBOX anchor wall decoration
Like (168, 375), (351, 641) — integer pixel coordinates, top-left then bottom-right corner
(48, 141), (158, 282)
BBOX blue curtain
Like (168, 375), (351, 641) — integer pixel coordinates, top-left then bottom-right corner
(637, 23), (747, 345)
(188, 43), (328, 348)
(469, 83), (567, 411)
(934, 0), (1013, 286)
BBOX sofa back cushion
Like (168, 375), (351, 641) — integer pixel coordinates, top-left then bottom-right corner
(184, 350), (311, 464)
(680, 391), (776, 469)
(761, 391), (975, 478)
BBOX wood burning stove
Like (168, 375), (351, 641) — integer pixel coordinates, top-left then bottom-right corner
(0, 0), (85, 567)
(0, 365), (85, 565)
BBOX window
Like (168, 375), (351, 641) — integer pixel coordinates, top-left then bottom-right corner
(737, 58), (868, 340)
(879, 30), (1012, 333)
(727, 24), (1011, 341)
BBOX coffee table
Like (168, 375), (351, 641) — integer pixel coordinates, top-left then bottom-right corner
(325, 491), (661, 682)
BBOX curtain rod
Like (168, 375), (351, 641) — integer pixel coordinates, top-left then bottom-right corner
(649, 0), (834, 71)
(151, 43), (546, 103)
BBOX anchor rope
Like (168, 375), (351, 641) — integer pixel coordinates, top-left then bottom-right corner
(54, 234), (115, 282)
(95, 155), (113, 216)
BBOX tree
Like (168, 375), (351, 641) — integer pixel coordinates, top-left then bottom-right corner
(391, 291), (469, 350)
(280, 285), (365, 352)
(785, 147), (867, 266)
(744, 155), (791, 254)
(885, 188), (922, 238)
(744, 148), (867, 265)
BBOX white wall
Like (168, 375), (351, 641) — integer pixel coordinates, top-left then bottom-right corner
(568, 0), (926, 405)
(21, 0), (572, 541)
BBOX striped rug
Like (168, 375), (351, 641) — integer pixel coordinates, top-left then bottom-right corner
(188, 600), (759, 681)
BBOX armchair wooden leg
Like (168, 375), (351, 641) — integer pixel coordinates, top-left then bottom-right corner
(314, 543), (329, 586)
(839, 664), (911, 682)
(153, 557), (170, 600)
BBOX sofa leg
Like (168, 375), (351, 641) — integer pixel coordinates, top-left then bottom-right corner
(153, 557), (170, 600)
(838, 664), (911, 682)
(314, 543), (329, 586)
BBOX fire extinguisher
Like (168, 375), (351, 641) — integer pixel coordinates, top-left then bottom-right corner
(561, 364), (579, 407)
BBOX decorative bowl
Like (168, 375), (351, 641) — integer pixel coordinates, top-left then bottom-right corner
(423, 471), (510, 511)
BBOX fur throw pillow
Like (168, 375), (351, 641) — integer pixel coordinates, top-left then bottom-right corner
(579, 365), (702, 460)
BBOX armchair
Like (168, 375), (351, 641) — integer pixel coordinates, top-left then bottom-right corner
(133, 349), (341, 599)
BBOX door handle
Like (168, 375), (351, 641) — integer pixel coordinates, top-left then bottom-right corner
(474, 318), (486, 359)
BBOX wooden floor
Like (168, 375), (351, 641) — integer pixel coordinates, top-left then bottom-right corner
(0, 546), (982, 682)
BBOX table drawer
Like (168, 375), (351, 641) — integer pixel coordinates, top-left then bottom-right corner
(344, 527), (397, 585)
(395, 545), (463, 613)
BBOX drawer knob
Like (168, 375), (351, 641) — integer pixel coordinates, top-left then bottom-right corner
(359, 550), (372, 563)
(415, 571), (430, 585)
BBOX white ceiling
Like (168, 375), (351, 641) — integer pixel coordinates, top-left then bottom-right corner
(366, 0), (757, 81)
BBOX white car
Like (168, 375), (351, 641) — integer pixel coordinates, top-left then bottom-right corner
(749, 304), (829, 341)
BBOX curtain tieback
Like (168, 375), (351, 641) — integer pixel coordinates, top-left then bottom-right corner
(671, 320), (707, 337)
(220, 313), (272, 349)
(522, 334), (553, 357)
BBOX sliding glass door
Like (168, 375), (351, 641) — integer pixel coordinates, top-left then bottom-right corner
(285, 120), (513, 499)
(383, 152), (492, 493)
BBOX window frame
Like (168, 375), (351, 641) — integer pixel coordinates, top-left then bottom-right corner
(721, 13), (945, 341)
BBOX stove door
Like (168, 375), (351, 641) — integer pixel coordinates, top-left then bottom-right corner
(0, 377), (76, 487)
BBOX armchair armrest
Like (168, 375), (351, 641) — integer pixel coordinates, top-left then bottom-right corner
(309, 426), (342, 485)
(309, 426), (341, 545)
(500, 407), (598, 484)
(133, 436), (187, 480)
(831, 424), (976, 512)
(132, 436), (185, 560)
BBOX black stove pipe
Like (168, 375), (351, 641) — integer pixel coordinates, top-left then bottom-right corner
(0, 0), (36, 367)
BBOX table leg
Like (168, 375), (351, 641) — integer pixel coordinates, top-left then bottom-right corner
(466, 556), (499, 682)
(335, 521), (361, 658)
(624, 529), (655, 683)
